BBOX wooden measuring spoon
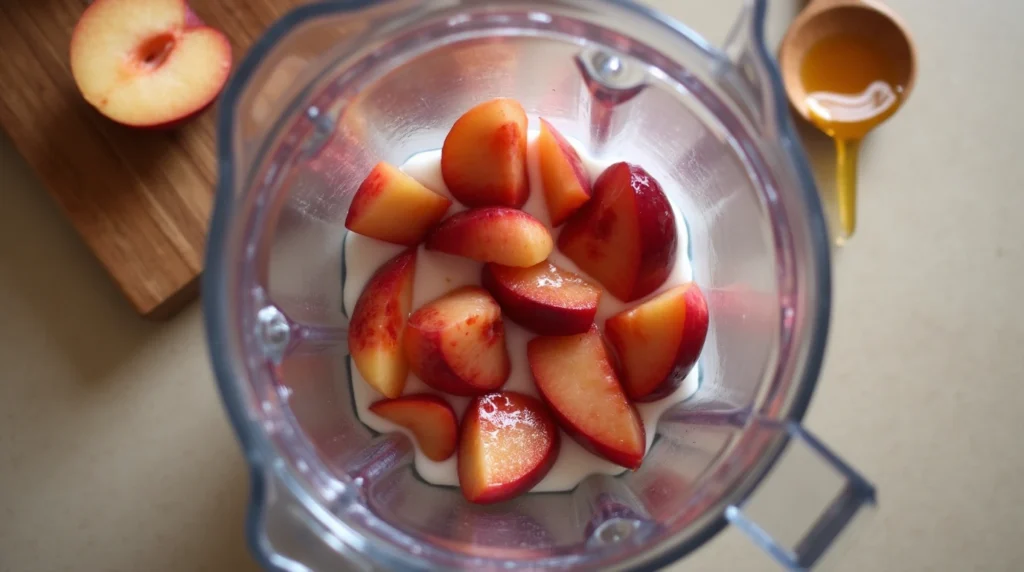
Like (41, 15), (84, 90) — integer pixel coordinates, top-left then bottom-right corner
(779, 0), (917, 244)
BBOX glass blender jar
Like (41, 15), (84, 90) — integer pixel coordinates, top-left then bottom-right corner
(203, 0), (876, 569)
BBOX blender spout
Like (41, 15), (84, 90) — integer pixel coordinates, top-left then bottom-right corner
(717, 0), (785, 135)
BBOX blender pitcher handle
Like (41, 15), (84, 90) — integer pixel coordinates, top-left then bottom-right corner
(725, 417), (877, 570)
(710, 2), (874, 568)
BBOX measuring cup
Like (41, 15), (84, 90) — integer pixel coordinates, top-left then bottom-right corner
(203, 0), (874, 569)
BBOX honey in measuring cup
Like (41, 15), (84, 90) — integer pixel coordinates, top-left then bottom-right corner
(799, 34), (905, 139)
(796, 31), (912, 243)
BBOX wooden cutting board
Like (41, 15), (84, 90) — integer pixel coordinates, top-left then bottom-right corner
(0, 0), (303, 318)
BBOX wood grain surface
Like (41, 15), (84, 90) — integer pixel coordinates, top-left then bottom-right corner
(0, 0), (302, 318)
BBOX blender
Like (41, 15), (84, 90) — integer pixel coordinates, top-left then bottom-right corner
(203, 0), (875, 569)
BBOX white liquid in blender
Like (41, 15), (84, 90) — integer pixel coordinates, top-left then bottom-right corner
(343, 129), (698, 492)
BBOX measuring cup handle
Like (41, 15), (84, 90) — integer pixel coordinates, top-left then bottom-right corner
(725, 417), (877, 570)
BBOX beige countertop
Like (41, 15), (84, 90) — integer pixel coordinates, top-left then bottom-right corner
(2, 1), (1022, 570)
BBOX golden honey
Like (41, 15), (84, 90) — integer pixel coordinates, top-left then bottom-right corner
(799, 33), (907, 240)
(800, 34), (905, 139)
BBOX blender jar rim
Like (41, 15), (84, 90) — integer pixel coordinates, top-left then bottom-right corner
(203, 0), (839, 569)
